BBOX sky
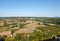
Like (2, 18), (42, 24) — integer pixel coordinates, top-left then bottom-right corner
(0, 0), (60, 17)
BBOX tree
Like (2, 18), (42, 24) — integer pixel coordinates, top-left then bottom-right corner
(19, 23), (26, 28)
(14, 33), (25, 41)
(11, 29), (15, 37)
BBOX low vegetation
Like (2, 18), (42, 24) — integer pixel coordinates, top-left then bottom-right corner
(0, 17), (60, 41)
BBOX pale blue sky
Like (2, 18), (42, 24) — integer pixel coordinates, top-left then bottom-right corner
(0, 0), (60, 17)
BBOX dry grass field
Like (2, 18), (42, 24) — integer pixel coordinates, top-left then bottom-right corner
(0, 17), (60, 41)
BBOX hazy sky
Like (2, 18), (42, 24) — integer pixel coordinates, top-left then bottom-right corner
(0, 0), (60, 17)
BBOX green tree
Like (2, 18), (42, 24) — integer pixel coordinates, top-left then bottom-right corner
(14, 33), (25, 41)
(11, 29), (15, 37)
(19, 23), (26, 28)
